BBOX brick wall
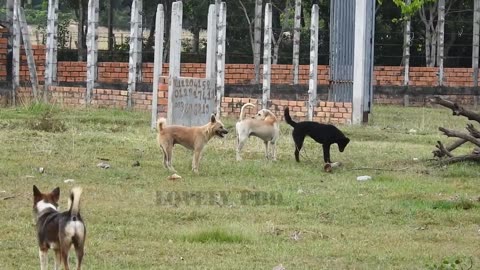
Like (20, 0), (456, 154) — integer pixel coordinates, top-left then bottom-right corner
(221, 97), (351, 124)
(20, 59), (478, 88)
(51, 62), (480, 88)
(0, 27), (8, 81)
(20, 45), (45, 82)
(0, 43), (474, 87)
(16, 86), (353, 124)
(0, 43), (478, 119)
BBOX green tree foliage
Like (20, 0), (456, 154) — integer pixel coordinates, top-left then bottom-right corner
(390, 0), (437, 17)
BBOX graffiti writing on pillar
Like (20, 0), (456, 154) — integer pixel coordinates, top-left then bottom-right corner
(170, 77), (216, 126)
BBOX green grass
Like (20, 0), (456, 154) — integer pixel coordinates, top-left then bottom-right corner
(0, 104), (479, 269)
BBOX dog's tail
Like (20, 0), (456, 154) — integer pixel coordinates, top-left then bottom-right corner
(284, 107), (297, 127)
(68, 186), (83, 220)
(157, 118), (167, 131)
(239, 103), (256, 121)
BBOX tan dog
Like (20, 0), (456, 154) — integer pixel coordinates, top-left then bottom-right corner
(235, 103), (280, 161)
(157, 114), (228, 173)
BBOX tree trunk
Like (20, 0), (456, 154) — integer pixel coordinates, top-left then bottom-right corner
(425, 28), (432, 66)
(7, 0), (14, 47)
(272, 44), (279, 64)
(107, 0), (114, 50)
(431, 24), (437, 67)
(419, 3), (438, 67)
(146, 9), (157, 49)
(292, 0), (301, 84)
(77, 0), (85, 61)
(191, 26), (200, 53)
(162, 0), (173, 63)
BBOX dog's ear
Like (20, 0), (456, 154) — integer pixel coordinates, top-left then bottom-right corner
(51, 187), (60, 202)
(210, 114), (216, 123)
(33, 185), (41, 197)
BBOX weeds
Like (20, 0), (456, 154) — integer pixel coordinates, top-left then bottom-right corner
(27, 110), (66, 132)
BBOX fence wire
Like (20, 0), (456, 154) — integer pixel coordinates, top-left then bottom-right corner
(0, 3), (476, 68)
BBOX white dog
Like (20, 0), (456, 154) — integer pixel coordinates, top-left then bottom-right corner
(235, 103), (280, 161)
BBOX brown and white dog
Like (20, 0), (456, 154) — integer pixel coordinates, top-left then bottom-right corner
(157, 114), (229, 173)
(33, 185), (86, 270)
(235, 103), (280, 161)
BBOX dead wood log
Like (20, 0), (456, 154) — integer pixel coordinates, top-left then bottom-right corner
(466, 124), (480, 138)
(440, 154), (480, 165)
(438, 127), (480, 148)
(430, 96), (480, 124)
(434, 141), (454, 157)
(431, 96), (480, 164)
(432, 138), (467, 157)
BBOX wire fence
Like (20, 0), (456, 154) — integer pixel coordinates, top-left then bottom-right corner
(0, 4), (476, 68)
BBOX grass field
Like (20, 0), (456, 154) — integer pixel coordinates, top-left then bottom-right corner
(0, 104), (479, 269)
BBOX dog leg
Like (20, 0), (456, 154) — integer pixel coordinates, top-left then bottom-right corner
(322, 144), (332, 163)
(293, 134), (305, 162)
(160, 146), (169, 170)
(39, 248), (48, 270)
(53, 249), (61, 270)
(164, 144), (177, 173)
(60, 243), (71, 270)
(264, 141), (269, 159)
(236, 136), (247, 161)
(192, 149), (202, 173)
(272, 141), (277, 161)
(74, 240), (84, 270)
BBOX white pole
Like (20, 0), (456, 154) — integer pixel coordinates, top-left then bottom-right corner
(18, 6), (39, 100)
(166, 1), (183, 125)
(94, 0), (99, 81)
(292, 0), (302, 85)
(216, 2), (226, 118)
(205, 5), (217, 80)
(12, 0), (20, 105)
(136, 0), (143, 82)
(473, 0), (480, 87)
(52, 0), (58, 83)
(307, 4), (319, 121)
(44, 0), (57, 102)
(437, 0), (445, 86)
(86, 0), (99, 105)
(151, 4), (164, 129)
(352, 0), (367, 124)
(403, 0), (411, 86)
(262, 3), (272, 110)
(127, 0), (139, 108)
(253, 0), (263, 85)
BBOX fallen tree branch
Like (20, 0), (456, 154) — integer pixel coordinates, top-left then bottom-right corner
(432, 138), (467, 157)
(430, 96), (480, 124)
(440, 154), (480, 165)
(348, 167), (409, 171)
(435, 141), (454, 157)
(439, 127), (480, 148)
(466, 124), (480, 138)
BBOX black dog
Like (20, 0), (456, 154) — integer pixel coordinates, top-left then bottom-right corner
(284, 107), (350, 163)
